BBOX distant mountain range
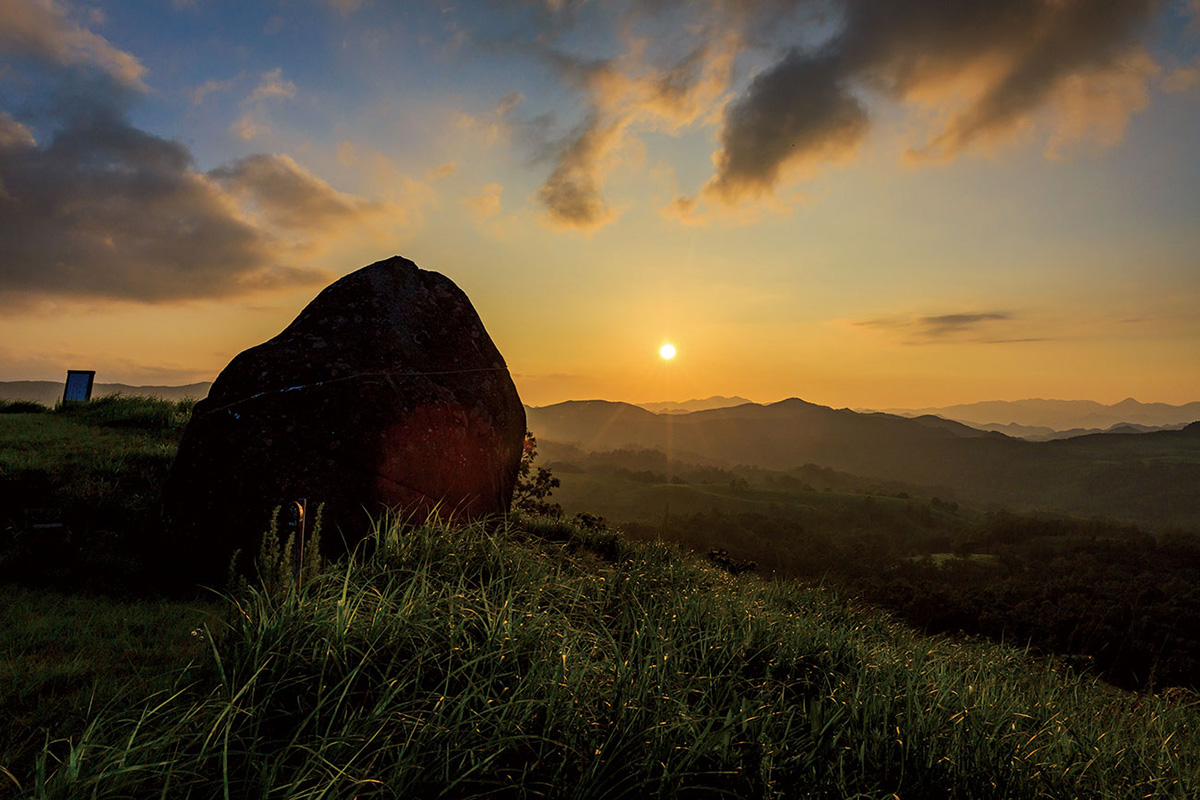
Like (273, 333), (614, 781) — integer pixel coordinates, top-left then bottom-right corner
(874, 398), (1200, 432)
(527, 398), (1200, 529)
(635, 396), (753, 414)
(2, 379), (1195, 528)
(968, 420), (1191, 441)
(0, 380), (212, 406)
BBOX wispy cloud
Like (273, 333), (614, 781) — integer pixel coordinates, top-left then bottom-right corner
(230, 68), (297, 140)
(1163, 55), (1200, 93)
(464, 182), (504, 220)
(0, 0), (148, 90)
(917, 313), (1013, 336)
(209, 153), (393, 233)
(455, 92), (524, 150)
(246, 68), (296, 104)
(190, 76), (238, 106)
(853, 311), (1044, 344)
(509, 23), (739, 231)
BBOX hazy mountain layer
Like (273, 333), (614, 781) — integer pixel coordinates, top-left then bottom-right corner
(527, 398), (1200, 529)
(875, 398), (1200, 431)
(635, 396), (754, 414)
(971, 420), (1191, 441)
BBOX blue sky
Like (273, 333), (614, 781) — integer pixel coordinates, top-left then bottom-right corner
(1, 0), (1198, 407)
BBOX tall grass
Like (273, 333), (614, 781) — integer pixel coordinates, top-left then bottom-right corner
(54, 394), (196, 436)
(17, 516), (1200, 798)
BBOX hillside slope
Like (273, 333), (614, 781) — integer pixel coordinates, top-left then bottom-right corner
(19, 517), (1200, 799)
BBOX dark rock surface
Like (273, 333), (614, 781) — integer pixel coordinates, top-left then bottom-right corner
(164, 256), (525, 577)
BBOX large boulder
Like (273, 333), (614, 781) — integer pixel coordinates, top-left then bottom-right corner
(164, 256), (525, 578)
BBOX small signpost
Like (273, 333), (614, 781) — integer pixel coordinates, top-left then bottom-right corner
(62, 370), (96, 403)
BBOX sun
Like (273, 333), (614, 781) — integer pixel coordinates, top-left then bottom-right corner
(659, 343), (676, 360)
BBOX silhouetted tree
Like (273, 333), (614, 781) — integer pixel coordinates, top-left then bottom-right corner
(512, 430), (562, 517)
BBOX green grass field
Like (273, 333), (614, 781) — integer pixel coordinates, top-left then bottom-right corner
(8, 516), (1199, 798)
(0, 587), (219, 792)
(0, 396), (194, 592)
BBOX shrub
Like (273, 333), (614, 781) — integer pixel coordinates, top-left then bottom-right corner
(512, 430), (562, 517)
(0, 400), (50, 414)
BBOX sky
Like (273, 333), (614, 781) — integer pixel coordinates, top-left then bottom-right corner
(0, 0), (1198, 409)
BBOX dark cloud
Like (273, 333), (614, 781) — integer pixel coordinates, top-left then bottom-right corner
(707, 51), (868, 200)
(502, 0), (1163, 212)
(0, 103), (308, 303)
(535, 115), (618, 230)
(0, 1), (395, 305)
(708, 0), (1162, 199)
(838, 0), (1160, 158)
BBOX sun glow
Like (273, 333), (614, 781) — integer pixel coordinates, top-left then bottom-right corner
(660, 343), (676, 360)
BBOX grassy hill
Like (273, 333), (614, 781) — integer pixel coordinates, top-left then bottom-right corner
(7, 516), (1200, 798)
(531, 444), (1200, 692)
(0, 396), (194, 593)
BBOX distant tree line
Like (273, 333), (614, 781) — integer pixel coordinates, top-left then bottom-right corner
(623, 508), (1200, 692)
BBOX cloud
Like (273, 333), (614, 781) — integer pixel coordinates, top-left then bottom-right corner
(705, 51), (869, 202)
(464, 182), (504, 220)
(246, 68), (296, 104)
(229, 68), (297, 140)
(916, 313), (1012, 337)
(504, 0), (1165, 217)
(0, 104), (309, 303)
(536, 115), (622, 230)
(1163, 56), (1200, 93)
(427, 161), (458, 180)
(209, 153), (393, 234)
(0, 112), (36, 148)
(854, 311), (1035, 344)
(886, 1), (1160, 162)
(0, 2), (398, 305)
(0, 0), (148, 90)
(1043, 50), (1157, 159)
(190, 76), (237, 106)
(231, 113), (267, 141)
(454, 91), (524, 148)
(701, 0), (1161, 204)
(524, 25), (740, 230)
